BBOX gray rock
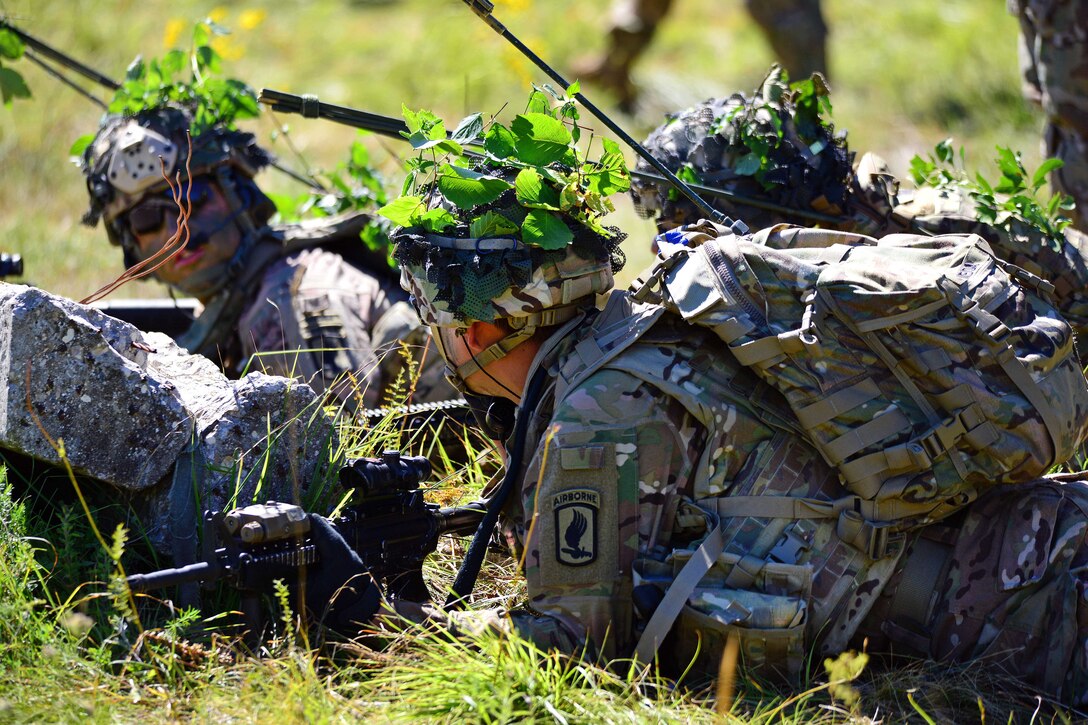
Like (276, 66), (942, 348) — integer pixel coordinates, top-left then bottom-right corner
(0, 284), (198, 489)
(0, 283), (340, 554)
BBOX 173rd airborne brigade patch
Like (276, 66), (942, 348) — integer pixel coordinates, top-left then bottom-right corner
(554, 489), (599, 566)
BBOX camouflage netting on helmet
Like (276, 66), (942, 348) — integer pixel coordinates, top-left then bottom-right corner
(81, 104), (273, 230)
(393, 190), (624, 327)
(631, 67), (855, 232)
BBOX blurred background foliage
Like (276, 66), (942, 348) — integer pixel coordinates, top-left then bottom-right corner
(0, 0), (1040, 297)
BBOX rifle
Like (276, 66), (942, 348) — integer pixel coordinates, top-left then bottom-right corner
(258, 90), (844, 227)
(126, 450), (486, 636)
(0, 253), (23, 280)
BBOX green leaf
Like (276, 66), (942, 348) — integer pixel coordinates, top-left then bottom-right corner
(450, 112), (484, 143)
(195, 45), (221, 75)
(734, 152), (762, 176)
(526, 90), (551, 115)
(935, 138), (954, 164)
(0, 67), (31, 105)
(351, 139), (370, 168)
(566, 80), (580, 97)
(377, 196), (424, 227)
(470, 211), (519, 238)
(436, 164), (513, 209)
(68, 134), (94, 159)
(160, 49), (185, 77)
(419, 208), (456, 233)
(0, 29), (25, 60)
(193, 23), (211, 48)
(484, 123), (517, 159)
(511, 113), (572, 166)
(124, 56), (146, 82)
(584, 138), (630, 195)
(1031, 158), (1064, 190)
(520, 210), (573, 249)
(514, 168), (561, 210)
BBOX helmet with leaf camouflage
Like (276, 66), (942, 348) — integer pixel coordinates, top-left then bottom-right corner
(388, 90), (627, 376)
(631, 66), (882, 233)
(80, 104), (274, 265)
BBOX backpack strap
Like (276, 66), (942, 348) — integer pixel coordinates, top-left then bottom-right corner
(633, 522), (727, 666)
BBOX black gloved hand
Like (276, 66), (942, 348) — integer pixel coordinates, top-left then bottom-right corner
(305, 515), (381, 635)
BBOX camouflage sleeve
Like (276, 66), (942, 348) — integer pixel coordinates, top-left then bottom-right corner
(498, 367), (702, 659)
(236, 248), (399, 409)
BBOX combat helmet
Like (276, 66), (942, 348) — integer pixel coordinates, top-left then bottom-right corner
(80, 104), (275, 284)
(631, 66), (892, 235)
(393, 184), (623, 381)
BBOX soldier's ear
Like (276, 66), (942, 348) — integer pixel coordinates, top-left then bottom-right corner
(463, 320), (507, 355)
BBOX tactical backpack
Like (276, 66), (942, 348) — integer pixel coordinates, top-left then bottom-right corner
(632, 222), (1088, 530)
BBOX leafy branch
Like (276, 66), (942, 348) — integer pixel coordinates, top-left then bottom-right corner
(910, 139), (1073, 244)
(378, 83), (631, 250)
(708, 68), (838, 189)
(269, 131), (396, 268)
(0, 24), (31, 106)
(103, 20), (259, 137)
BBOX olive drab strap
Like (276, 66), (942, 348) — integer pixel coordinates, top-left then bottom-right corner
(633, 523), (726, 665)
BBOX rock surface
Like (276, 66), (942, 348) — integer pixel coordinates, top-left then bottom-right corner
(0, 283), (339, 553)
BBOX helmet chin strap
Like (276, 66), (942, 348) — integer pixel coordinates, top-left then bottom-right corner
(450, 302), (587, 383)
(458, 330), (524, 402)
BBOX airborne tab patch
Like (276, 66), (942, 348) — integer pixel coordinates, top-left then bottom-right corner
(553, 488), (599, 566)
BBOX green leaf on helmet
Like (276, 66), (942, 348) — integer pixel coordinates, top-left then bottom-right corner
(484, 123), (517, 159)
(1031, 157), (1063, 190)
(470, 211), (519, 238)
(515, 168), (561, 210)
(69, 134), (94, 159)
(419, 208), (456, 233)
(195, 45), (222, 75)
(193, 23), (211, 48)
(436, 164), (513, 209)
(734, 152), (762, 177)
(378, 196), (425, 228)
(526, 90), (551, 115)
(450, 113), (484, 143)
(520, 210), (573, 249)
(0, 67), (30, 105)
(0, 29), (25, 60)
(160, 49), (185, 77)
(583, 138), (630, 195)
(511, 113), (572, 166)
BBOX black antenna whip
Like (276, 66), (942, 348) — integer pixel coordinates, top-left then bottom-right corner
(460, 0), (747, 234)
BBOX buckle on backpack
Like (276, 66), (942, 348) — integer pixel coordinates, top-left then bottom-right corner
(837, 510), (906, 560)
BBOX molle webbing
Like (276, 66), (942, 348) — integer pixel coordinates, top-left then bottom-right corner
(641, 225), (1088, 537)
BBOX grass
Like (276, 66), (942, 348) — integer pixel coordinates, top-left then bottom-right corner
(0, 0), (1074, 722)
(1, 377), (1085, 723)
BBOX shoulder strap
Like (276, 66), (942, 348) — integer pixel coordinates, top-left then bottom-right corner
(552, 292), (665, 403)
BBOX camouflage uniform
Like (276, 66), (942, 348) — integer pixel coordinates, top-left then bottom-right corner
(79, 106), (450, 412)
(236, 244), (445, 410)
(859, 477), (1088, 706)
(584, 0), (826, 110)
(397, 216), (1088, 706)
(1010, 0), (1088, 233)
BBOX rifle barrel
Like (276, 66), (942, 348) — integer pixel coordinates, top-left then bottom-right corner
(260, 89), (846, 227)
(460, 0), (740, 230)
(260, 89), (409, 140)
(127, 561), (215, 591)
(0, 21), (120, 90)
